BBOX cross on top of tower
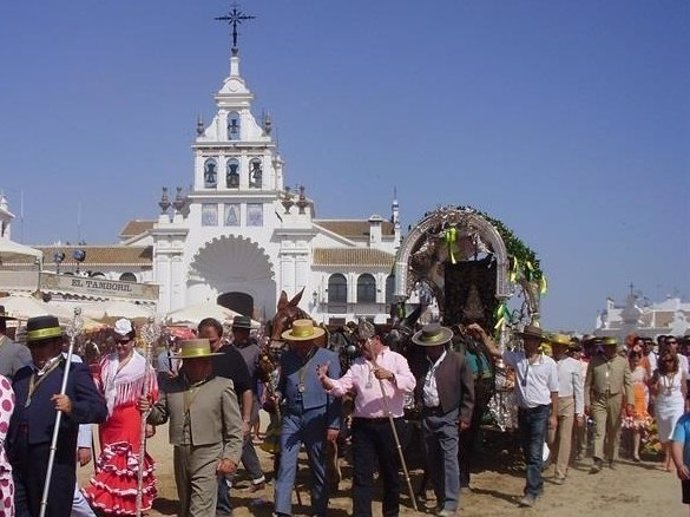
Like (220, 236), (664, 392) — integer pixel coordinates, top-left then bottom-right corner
(215, 3), (255, 55)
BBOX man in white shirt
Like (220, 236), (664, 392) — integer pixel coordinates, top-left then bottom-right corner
(469, 323), (558, 508)
(547, 334), (584, 484)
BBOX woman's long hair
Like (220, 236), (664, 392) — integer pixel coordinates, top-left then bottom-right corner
(657, 348), (679, 376)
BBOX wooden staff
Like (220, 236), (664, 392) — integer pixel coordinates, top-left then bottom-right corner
(373, 360), (418, 512)
(39, 307), (83, 517)
(136, 318), (160, 517)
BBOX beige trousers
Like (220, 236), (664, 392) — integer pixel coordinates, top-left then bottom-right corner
(591, 392), (623, 461)
(548, 397), (575, 478)
(174, 442), (223, 517)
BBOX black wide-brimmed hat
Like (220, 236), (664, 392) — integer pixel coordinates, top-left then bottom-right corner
(26, 315), (63, 344)
(0, 306), (17, 321)
(232, 315), (252, 329)
(412, 323), (453, 347)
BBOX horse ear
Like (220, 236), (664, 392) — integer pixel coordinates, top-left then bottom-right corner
(277, 291), (289, 310)
(289, 287), (305, 307)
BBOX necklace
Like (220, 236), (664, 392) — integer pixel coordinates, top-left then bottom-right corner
(662, 373), (675, 396)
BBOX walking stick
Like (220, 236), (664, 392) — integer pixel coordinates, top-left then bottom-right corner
(135, 318), (161, 517)
(373, 361), (418, 512)
(39, 307), (84, 517)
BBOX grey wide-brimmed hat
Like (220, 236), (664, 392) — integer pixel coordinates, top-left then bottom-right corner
(355, 319), (376, 341)
(232, 315), (252, 329)
(516, 324), (544, 340)
(412, 323), (453, 347)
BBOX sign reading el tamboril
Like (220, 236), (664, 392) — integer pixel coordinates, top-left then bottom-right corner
(40, 273), (159, 301)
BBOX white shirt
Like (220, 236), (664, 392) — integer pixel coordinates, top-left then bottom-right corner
(679, 354), (689, 376)
(556, 356), (584, 415)
(503, 350), (558, 409)
(647, 351), (657, 374)
(422, 350), (447, 408)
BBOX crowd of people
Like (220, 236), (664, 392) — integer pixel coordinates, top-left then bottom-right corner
(0, 302), (689, 516)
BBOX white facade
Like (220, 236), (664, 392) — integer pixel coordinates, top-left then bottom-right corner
(149, 51), (401, 323)
(594, 293), (690, 339)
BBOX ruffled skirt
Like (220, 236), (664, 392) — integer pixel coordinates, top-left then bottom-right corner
(83, 441), (156, 515)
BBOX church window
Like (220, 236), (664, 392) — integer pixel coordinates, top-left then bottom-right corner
(247, 203), (263, 227)
(203, 158), (218, 188)
(224, 204), (240, 226)
(226, 159), (240, 188)
(119, 272), (137, 282)
(249, 158), (262, 189)
(201, 204), (218, 226)
(227, 112), (240, 140)
(357, 273), (377, 304)
(385, 274), (395, 305)
(328, 273), (347, 313)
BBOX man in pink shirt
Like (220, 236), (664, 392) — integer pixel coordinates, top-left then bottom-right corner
(317, 320), (416, 517)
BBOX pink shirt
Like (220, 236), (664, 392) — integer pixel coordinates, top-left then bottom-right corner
(326, 347), (416, 418)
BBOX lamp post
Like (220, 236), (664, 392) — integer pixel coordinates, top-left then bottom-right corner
(73, 249), (86, 275)
(53, 251), (65, 275)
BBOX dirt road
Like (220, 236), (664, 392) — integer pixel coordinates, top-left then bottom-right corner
(78, 423), (683, 516)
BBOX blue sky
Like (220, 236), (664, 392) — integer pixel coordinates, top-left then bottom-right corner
(0, 1), (688, 331)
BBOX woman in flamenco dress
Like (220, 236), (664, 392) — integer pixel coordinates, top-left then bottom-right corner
(83, 319), (158, 515)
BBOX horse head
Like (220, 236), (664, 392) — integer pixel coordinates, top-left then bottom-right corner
(269, 288), (313, 346)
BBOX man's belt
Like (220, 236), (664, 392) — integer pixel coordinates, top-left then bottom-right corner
(421, 406), (445, 416)
(594, 389), (619, 397)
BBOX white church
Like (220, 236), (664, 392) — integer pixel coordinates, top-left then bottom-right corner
(2, 40), (402, 324)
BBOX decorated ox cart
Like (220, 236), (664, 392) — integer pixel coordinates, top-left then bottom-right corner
(392, 205), (547, 430)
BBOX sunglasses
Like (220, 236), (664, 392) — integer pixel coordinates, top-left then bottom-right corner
(667, 340), (678, 345)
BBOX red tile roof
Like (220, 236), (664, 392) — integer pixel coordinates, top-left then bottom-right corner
(313, 248), (395, 267)
(314, 219), (395, 239)
(119, 220), (155, 239)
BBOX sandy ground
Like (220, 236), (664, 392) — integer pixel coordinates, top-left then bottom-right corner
(78, 419), (684, 517)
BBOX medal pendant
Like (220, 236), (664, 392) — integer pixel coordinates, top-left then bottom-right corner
(297, 383), (305, 393)
(24, 396), (31, 408)
(365, 381), (373, 389)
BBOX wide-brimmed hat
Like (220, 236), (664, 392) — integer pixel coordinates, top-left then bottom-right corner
(549, 333), (571, 347)
(0, 305), (17, 321)
(281, 319), (325, 341)
(517, 324), (544, 340)
(26, 315), (63, 344)
(601, 336), (618, 346)
(174, 338), (223, 359)
(113, 318), (134, 337)
(232, 315), (252, 329)
(412, 323), (453, 347)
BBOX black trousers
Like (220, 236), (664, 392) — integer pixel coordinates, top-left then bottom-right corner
(351, 417), (405, 517)
(12, 437), (76, 517)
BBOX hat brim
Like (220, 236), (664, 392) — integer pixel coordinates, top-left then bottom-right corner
(281, 326), (325, 341)
(411, 327), (453, 347)
(517, 332), (543, 340)
(174, 351), (225, 359)
(549, 339), (570, 347)
(0, 314), (18, 321)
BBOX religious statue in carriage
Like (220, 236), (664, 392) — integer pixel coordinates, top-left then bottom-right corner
(391, 205), (548, 431)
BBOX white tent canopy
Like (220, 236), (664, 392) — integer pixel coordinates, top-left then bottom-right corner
(0, 239), (43, 263)
(83, 300), (155, 321)
(165, 302), (260, 328)
(0, 293), (102, 330)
